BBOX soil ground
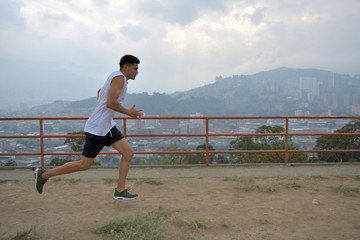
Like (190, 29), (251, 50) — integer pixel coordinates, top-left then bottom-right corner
(1, 164), (360, 240)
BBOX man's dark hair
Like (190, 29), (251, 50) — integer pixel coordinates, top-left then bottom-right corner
(119, 54), (140, 70)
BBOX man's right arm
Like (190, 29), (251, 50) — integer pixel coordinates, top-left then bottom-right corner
(106, 76), (143, 119)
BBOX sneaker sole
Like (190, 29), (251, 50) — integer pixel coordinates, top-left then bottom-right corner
(113, 196), (137, 200)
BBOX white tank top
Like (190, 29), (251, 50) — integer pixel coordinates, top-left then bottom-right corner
(84, 71), (128, 136)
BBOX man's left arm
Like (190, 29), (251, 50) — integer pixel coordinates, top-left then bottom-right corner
(97, 88), (102, 100)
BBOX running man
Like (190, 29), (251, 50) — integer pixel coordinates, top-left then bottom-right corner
(34, 54), (143, 200)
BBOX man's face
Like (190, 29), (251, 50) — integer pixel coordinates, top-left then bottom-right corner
(125, 63), (139, 80)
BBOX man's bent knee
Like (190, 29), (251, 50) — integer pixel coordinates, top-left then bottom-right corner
(79, 163), (91, 171)
(79, 157), (94, 170)
(123, 149), (134, 161)
(112, 139), (134, 161)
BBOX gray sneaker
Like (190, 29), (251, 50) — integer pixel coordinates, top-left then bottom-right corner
(34, 167), (47, 194)
(113, 188), (138, 200)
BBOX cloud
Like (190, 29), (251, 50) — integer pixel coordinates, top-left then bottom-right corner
(42, 12), (71, 22)
(138, 0), (232, 25)
(0, 1), (25, 25)
(244, 7), (265, 25)
(119, 24), (150, 41)
(0, 0), (360, 109)
(91, 0), (110, 9)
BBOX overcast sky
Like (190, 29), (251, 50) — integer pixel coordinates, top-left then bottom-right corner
(1, 0), (359, 109)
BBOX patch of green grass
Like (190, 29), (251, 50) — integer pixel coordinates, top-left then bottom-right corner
(335, 176), (347, 180)
(103, 178), (117, 184)
(224, 177), (254, 183)
(351, 175), (360, 181)
(224, 177), (244, 182)
(220, 222), (229, 228)
(307, 180), (320, 186)
(257, 219), (270, 225)
(0, 179), (20, 184)
(244, 184), (280, 193)
(136, 178), (165, 185)
(52, 177), (62, 182)
(188, 219), (210, 230)
(284, 176), (301, 181)
(10, 226), (39, 240)
(66, 178), (80, 184)
(180, 176), (196, 179)
(173, 218), (210, 230)
(281, 182), (302, 189)
(331, 184), (359, 196)
(93, 206), (171, 240)
(310, 175), (329, 180)
(242, 180), (302, 193)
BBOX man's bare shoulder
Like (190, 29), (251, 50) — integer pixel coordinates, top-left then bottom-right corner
(111, 75), (125, 88)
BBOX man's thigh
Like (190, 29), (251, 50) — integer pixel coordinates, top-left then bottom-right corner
(111, 138), (133, 156)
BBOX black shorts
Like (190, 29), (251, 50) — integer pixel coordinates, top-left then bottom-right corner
(82, 126), (125, 158)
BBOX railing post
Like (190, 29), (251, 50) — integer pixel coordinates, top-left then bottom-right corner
(40, 119), (44, 166)
(285, 117), (289, 164)
(123, 119), (127, 137)
(205, 118), (209, 165)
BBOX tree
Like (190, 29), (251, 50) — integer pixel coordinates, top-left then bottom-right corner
(64, 130), (85, 160)
(49, 157), (73, 166)
(215, 154), (229, 164)
(184, 144), (215, 164)
(315, 121), (360, 162)
(49, 130), (85, 166)
(64, 131), (85, 153)
(164, 144), (184, 164)
(3, 159), (17, 166)
(229, 125), (307, 163)
(254, 125), (285, 147)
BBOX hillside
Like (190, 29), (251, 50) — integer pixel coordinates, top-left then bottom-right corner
(3, 67), (359, 117)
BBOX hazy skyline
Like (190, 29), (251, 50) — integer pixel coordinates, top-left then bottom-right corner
(1, 0), (359, 109)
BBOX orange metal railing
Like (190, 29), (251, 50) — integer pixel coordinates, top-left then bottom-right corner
(0, 116), (360, 166)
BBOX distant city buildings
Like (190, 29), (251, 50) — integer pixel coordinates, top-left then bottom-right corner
(215, 70), (360, 116)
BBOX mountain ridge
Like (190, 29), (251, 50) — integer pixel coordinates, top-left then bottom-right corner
(2, 67), (359, 117)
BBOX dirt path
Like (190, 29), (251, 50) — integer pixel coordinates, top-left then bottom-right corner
(0, 164), (359, 240)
